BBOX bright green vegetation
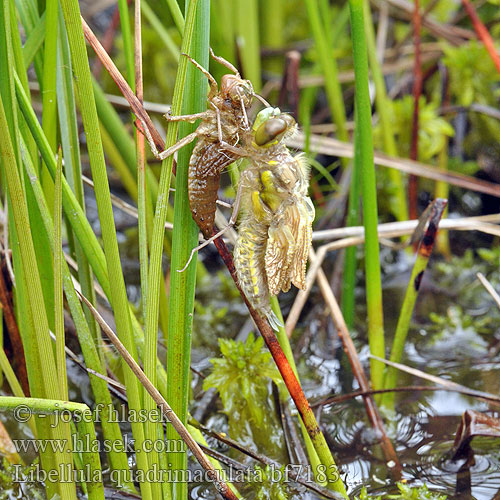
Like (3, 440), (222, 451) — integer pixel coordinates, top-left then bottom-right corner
(0, 0), (498, 497)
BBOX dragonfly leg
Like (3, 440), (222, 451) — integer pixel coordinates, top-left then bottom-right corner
(163, 110), (211, 123)
(181, 52), (218, 97)
(209, 48), (240, 76)
(213, 107), (247, 156)
(156, 131), (199, 160)
(137, 115), (199, 160)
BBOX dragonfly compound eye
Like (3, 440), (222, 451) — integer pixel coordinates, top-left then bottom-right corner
(254, 117), (293, 147)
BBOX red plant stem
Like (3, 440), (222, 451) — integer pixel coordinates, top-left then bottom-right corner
(213, 239), (316, 425)
(278, 50), (301, 119)
(0, 262), (30, 396)
(81, 16), (165, 151)
(462, 0), (500, 74)
(409, 0), (422, 220)
(213, 236), (346, 491)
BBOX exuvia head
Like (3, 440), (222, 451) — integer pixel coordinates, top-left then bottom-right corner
(220, 74), (254, 108)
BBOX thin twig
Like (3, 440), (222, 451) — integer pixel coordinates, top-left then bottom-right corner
(285, 213), (500, 337)
(308, 248), (402, 476)
(312, 213), (500, 242)
(77, 291), (239, 500)
(81, 175), (173, 230)
(369, 355), (500, 405)
(81, 16), (165, 151)
(286, 132), (500, 198)
(312, 385), (500, 407)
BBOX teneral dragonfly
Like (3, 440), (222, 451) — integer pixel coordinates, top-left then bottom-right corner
(234, 108), (315, 330)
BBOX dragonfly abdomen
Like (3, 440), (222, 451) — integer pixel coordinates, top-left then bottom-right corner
(234, 218), (281, 330)
(188, 141), (238, 238)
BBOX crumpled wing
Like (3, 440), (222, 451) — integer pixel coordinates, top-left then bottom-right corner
(264, 199), (314, 295)
(265, 216), (295, 296)
(291, 197), (314, 290)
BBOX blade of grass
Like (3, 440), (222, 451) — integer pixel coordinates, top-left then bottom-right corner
(133, 3), (164, 499)
(341, 107), (361, 329)
(1, 7), (76, 496)
(304, 0), (348, 143)
(160, 0), (185, 34)
(19, 135), (135, 487)
(142, 0), (180, 60)
(349, 0), (385, 391)
(163, 2), (205, 498)
(0, 397), (105, 500)
(54, 147), (67, 399)
(22, 11), (45, 69)
(57, 1), (154, 496)
(235, 0), (261, 91)
(363, 0), (408, 221)
(117, 0), (135, 88)
(260, 0), (283, 75)
(0, 95), (76, 500)
(57, 12), (102, 360)
(16, 74), (171, 405)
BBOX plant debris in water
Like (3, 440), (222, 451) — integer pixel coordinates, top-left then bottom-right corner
(356, 482), (447, 500)
(203, 334), (288, 462)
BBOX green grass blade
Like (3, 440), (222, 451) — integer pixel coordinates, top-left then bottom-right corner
(161, 0), (185, 34)
(142, 0), (180, 60)
(117, 0), (135, 88)
(260, 0), (284, 74)
(341, 108), (362, 329)
(0, 95), (76, 500)
(141, 0), (200, 497)
(57, 11), (103, 358)
(363, 0), (408, 221)
(54, 148), (67, 399)
(235, 0), (261, 90)
(20, 135), (135, 487)
(22, 11), (45, 68)
(304, 0), (348, 143)
(57, 1), (153, 496)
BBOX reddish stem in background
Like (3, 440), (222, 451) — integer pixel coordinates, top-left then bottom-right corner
(212, 237), (337, 459)
(213, 238), (312, 419)
(462, 0), (500, 74)
(0, 261), (30, 396)
(409, 0), (423, 220)
(91, 4), (121, 79)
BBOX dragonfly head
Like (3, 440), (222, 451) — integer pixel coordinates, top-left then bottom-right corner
(252, 108), (296, 148)
(220, 74), (254, 108)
